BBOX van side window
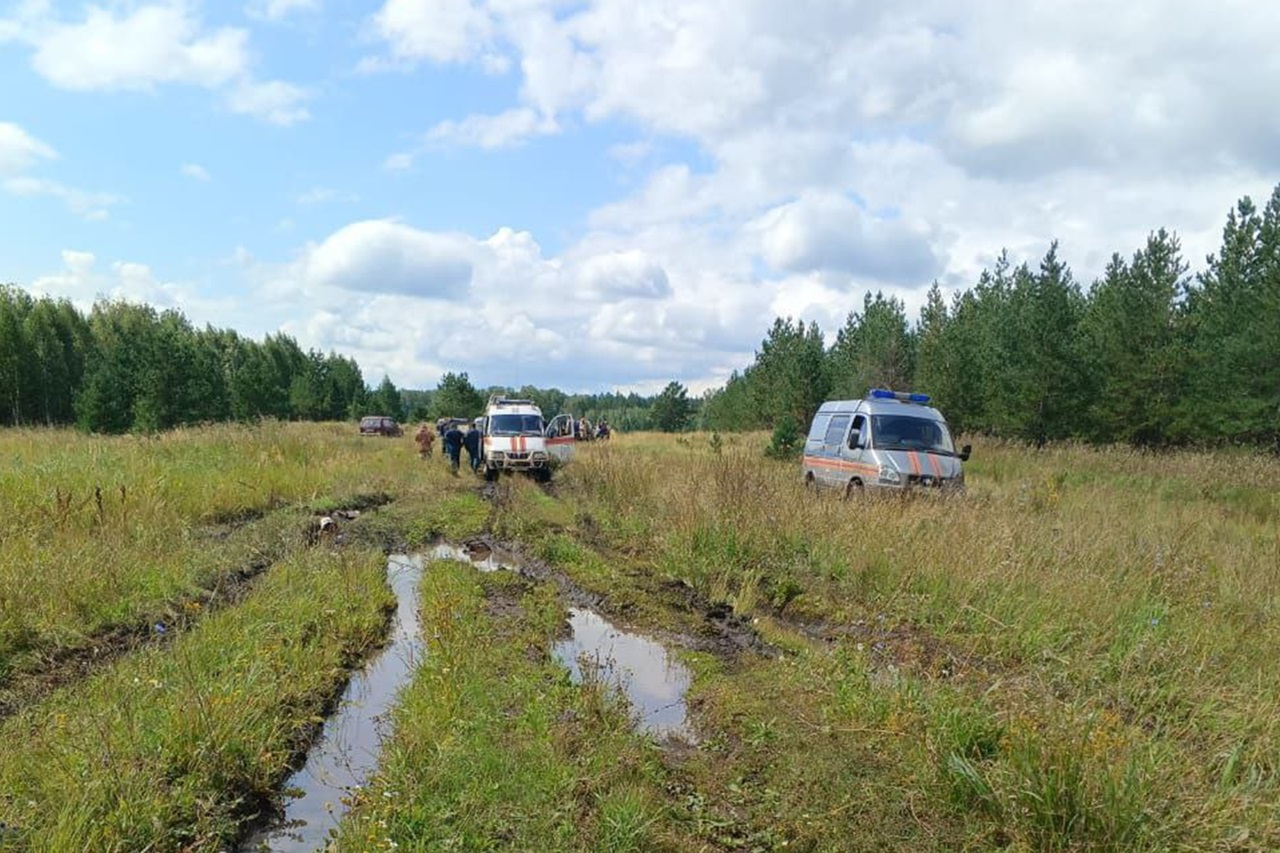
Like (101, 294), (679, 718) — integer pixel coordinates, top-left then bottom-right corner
(807, 414), (831, 441)
(849, 415), (866, 449)
(823, 414), (850, 445)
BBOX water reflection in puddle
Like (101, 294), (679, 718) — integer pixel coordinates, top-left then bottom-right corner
(239, 556), (424, 852)
(553, 608), (694, 742)
(427, 542), (518, 573)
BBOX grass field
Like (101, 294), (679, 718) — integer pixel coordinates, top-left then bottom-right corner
(1, 423), (1278, 850)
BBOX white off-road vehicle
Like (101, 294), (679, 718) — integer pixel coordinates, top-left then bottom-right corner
(480, 396), (576, 482)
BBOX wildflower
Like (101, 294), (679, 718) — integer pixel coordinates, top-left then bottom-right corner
(153, 623), (167, 635)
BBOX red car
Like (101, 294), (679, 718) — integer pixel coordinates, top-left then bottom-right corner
(359, 416), (403, 437)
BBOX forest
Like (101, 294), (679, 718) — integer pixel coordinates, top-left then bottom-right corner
(704, 186), (1280, 450)
(2, 183), (1277, 447)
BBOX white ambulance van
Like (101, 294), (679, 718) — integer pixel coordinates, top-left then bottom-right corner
(480, 397), (576, 482)
(801, 390), (970, 496)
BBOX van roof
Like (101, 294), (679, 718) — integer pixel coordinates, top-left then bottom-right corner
(815, 398), (946, 421)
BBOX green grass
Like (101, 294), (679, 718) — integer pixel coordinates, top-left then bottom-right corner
(0, 422), (468, 686)
(0, 546), (391, 850)
(499, 432), (1280, 850)
(4, 422), (1278, 850)
(334, 561), (700, 852)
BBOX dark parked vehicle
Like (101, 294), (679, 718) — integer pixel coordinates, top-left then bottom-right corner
(359, 416), (403, 437)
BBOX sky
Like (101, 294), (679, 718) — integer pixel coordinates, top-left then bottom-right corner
(2, 0), (1278, 394)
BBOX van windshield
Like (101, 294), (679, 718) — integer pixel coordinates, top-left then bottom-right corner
(870, 415), (955, 455)
(488, 414), (544, 436)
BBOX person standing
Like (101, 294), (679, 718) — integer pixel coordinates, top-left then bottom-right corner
(464, 422), (482, 474)
(415, 423), (435, 458)
(442, 423), (465, 475)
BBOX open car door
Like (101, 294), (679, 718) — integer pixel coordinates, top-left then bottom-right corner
(544, 414), (576, 465)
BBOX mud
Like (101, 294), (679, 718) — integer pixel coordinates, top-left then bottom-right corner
(238, 555), (425, 852)
(427, 540), (520, 573)
(554, 607), (695, 742)
(792, 615), (1001, 686)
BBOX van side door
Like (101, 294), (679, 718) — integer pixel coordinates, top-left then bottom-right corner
(820, 414), (851, 486)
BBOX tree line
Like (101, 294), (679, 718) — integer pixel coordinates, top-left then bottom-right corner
(5, 184), (1274, 444)
(0, 295), (379, 432)
(702, 185), (1280, 451)
(403, 372), (673, 433)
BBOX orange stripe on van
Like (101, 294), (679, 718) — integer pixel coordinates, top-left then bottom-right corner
(907, 452), (922, 475)
(803, 456), (879, 477)
(927, 453), (943, 478)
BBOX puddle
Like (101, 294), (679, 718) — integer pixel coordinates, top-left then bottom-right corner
(427, 541), (519, 573)
(553, 608), (694, 742)
(238, 555), (425, 852)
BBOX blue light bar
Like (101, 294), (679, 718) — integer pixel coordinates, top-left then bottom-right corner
(869, 388), (932, 404)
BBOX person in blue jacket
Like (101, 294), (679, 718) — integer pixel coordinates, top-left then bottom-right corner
(442, 424), (465, 475)
(463, 422), (482, 474)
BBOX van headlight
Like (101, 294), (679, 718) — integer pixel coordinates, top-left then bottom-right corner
(878, 465), (901, 484)
(489, 450), (505, 461)
(531, 451), (548, 460)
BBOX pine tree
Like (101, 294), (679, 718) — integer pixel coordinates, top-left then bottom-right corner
(370, 375), (404, 419)
(1082, 232), (1188, 445)
(428, 372), (484, 420)
(828, 292), (915, 399)
(749, 318), (829, 428)
(1002, 244), (1087, 445)
(650, 381), (692, 432)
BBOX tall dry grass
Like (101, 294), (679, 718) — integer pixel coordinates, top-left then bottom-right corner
(0, 421), (431, 671)
(559, 432), (1280, 848)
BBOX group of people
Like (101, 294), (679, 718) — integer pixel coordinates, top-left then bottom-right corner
(574, 417), (611, 441)
(415, 421), (481, 475)
(414, 414), (612, 475)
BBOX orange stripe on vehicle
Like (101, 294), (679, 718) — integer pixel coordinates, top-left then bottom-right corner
(803, 456), (878, 476)
(908, 452), (922, 475)
(927, 453), (943, 478)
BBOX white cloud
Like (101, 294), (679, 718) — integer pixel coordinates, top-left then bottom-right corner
(426, 107), (558, 149)
(239, 217), (773, 389)
(28, 5), (247, 91)
(572, 250), (670, 300)
(3, 176), (122, 220)
(181, 163), (211, 182)
(225, 79), (311, 126)
(382, 151), (415, 172)
(755, 192), (943, 285)
(364, 0), (498, 67)
(2, 3), (311, 125)
(292, 220), (478, 298)
(297, 186), (359, 206)
(0, 122), (57, 174)
(246, 0), (321, 22)
(29, 250), (225, 317)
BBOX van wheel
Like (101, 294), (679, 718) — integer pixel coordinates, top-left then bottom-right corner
(484, 467), (498, 482)
(844, 478), (864, 500)
(804, 472), (817, 493)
